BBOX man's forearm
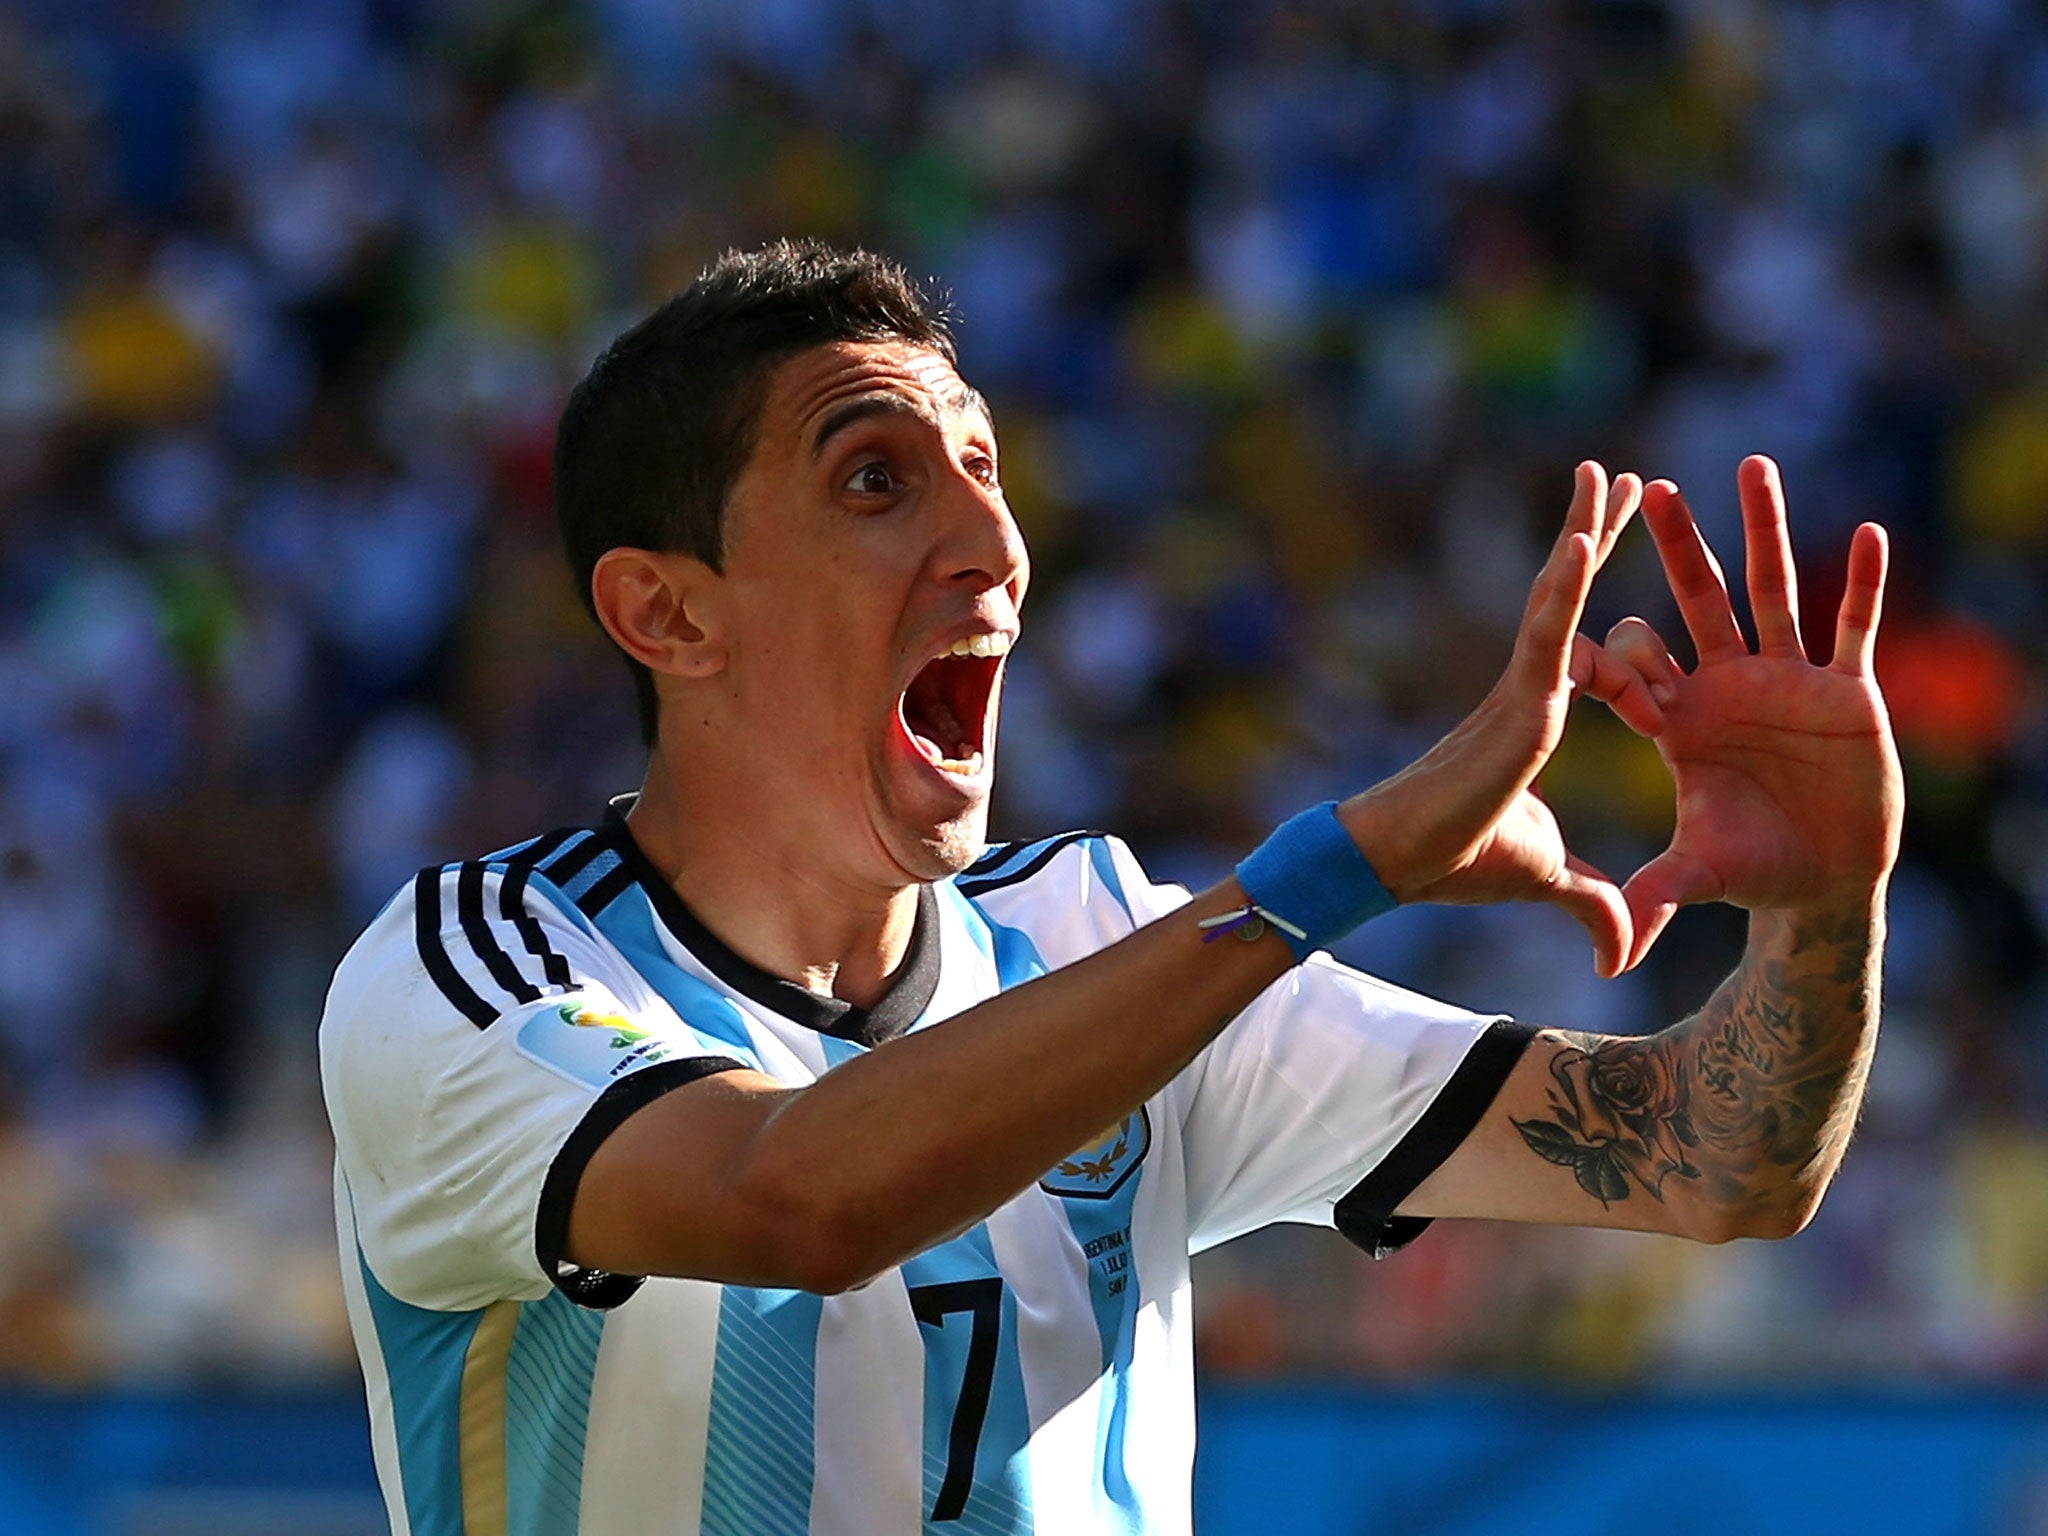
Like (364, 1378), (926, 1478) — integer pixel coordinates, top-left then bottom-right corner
(1512, 895), (1884, 1239)
(1676, 898), (1883, 1231)
(646, 881), (1295, 1290)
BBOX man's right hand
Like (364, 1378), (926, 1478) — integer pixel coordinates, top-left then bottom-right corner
(1337, 462), (1657, 979)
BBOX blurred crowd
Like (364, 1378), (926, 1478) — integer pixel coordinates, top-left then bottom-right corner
(4, 0), (2048, 1387)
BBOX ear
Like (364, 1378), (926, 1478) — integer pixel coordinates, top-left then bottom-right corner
(590, 547), (729, 681)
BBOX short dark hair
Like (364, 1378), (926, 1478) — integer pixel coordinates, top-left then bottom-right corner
(555, 239), (957, 744)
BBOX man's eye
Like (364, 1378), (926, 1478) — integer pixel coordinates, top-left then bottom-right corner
(966, 456), (999, 488)
(846, 462), (899, 496)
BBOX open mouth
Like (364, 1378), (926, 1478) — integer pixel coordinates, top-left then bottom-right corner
(898, 633), (1011, 778)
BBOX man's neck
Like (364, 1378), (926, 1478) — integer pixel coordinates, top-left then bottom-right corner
(622, 768), (920, 1012)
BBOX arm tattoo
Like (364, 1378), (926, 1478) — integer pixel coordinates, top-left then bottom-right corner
(1512, 906), (1880, 1218)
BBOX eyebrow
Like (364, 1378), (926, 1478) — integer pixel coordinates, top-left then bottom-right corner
(808, 384), (993, 460)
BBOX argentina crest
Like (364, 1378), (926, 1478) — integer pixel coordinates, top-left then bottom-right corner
(1039, 1107), (1152, 1199)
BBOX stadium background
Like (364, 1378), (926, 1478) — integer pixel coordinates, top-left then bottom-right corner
(4, 0), (2048, 1529)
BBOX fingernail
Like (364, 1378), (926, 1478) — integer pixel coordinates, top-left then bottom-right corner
(1650, 683), (1677, 707)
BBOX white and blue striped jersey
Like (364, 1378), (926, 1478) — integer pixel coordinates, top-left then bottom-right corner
(321, 804), (1533, 1536)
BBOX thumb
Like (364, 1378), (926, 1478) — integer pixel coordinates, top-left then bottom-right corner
(1545, 855), (1634, 980)
(1620, 849), (1724, 971)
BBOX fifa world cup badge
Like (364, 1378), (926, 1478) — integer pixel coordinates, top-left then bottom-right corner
(515, 998), (680, 1088)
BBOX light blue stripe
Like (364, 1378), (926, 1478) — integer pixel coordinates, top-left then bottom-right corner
(1084, 838), (1133, 925)
(354, 1252), (478, 1536)
(901, 1227), (1036, 1536)
(702, 1287), (825, 1536)
(707, 1320), (819, 1427)
(523, 871), (607, 943)
(961, 836), (1047, 886)
(965, 853), (1148, 1530)
(817, 1034), (865, 1069)
(1053, 1169), (1149, 1533)
(504, 1291), (606, 1536)
(940, 881), (997, 965)
(585, 888), (765, 1064)
(483, 831), (553, 863)
(962, 902), (1051, 990)
(554, 848), (623, 905)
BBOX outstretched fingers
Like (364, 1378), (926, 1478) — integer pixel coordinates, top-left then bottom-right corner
(1518, 531), (1598, 697)
(1831, 522), (1890, 676)
(1739, 455), (1805, 658)
(1517, 463), (1635, 696)
(1641, 479), (1748, 664)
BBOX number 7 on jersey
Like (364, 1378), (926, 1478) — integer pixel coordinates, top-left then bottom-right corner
(908, 1278), (1004, 1522)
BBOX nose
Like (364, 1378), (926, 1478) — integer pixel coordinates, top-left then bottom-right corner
(935, 465), (1030, 607)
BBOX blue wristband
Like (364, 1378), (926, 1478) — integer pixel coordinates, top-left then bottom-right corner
(1234, 801), (1398, 962)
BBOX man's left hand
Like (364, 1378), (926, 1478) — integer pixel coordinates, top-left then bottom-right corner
(1593, 455), (1904, 971)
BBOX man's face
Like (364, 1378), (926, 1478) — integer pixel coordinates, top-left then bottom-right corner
(709, 339), (1028, 885)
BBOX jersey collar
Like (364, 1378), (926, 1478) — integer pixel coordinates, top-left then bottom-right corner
(599, 799), (942, 1048)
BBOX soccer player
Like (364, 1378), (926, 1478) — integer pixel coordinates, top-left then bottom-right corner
(321, 241), (1901, 1536)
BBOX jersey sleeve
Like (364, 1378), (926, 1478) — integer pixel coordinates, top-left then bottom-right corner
(963, 831), (1535, 1256)
(1175, 956), (1534, 1256)
(956, 831), (1193, 962)
(976, 834), (1536, 1257)
(321, 862), (749, 1313)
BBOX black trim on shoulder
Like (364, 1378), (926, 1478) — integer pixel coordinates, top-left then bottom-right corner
(954, 830), (1105, 900)
(499, 859), (574, 991)
(539, 832), (605, 888)
(962, 837), (1027, 877)
(535, 1054), (750, 1311)
(413, 867), (497, 1029)
(458, 860), (543, 1007)
(504, 827), (579, 872)
(575, 858), (637, 919)
(415, 831), (593, 1029)
(486, 828), (576, 867)
(1331, 1018), (1539, 1259)
(600, 800), (943, 1046)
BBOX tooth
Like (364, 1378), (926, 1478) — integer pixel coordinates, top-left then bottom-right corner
(937, 633), (1015, 659)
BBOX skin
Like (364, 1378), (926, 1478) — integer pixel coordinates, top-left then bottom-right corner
(1399, 463), (1898, 1237)
(594, 341), (1024, 1005)
(575, 337), (1901, 1290)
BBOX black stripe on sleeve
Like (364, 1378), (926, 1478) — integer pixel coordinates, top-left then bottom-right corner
(1331, 1018), (1539, 1259)
(540, 833), (604, 888)
(457, 861), (542, 1008)
(499, 859), (575, 991)
(575, 859), (637, 919)
(487, 830), (551, 863)
(961, 838), (1024, 878)
(506, 828), (578, 874)
(534, 1054), (751, 1310)
(413, 867), (498, 1029)
(954, 830), (1104, 899)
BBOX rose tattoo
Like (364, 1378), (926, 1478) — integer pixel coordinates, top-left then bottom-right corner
(1513, 1036), (1702, 1206)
